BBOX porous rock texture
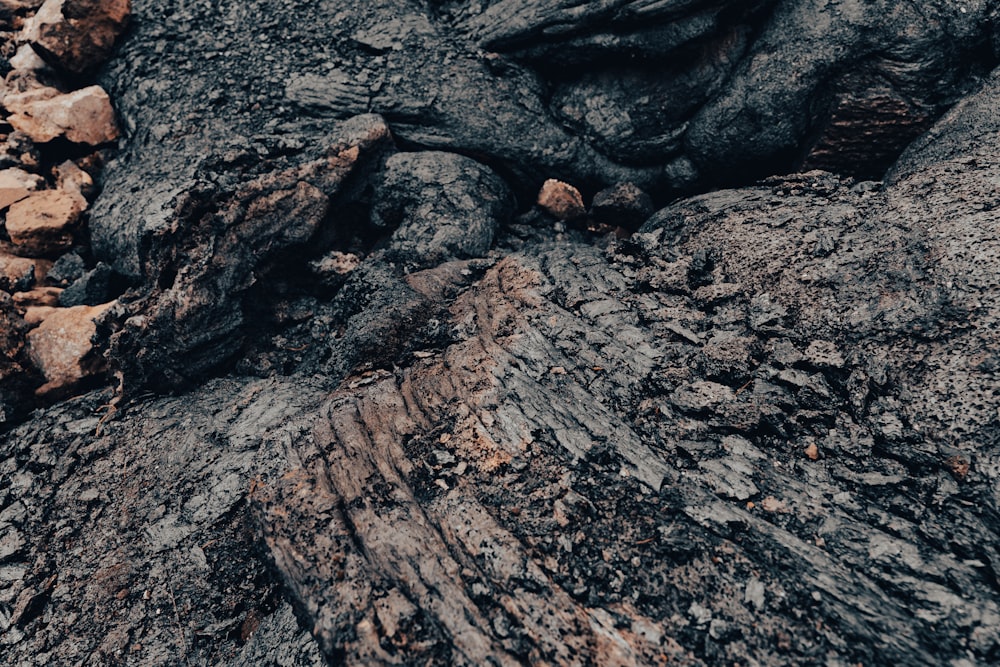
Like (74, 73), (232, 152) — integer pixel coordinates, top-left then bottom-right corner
(3, 1), (1000, 666)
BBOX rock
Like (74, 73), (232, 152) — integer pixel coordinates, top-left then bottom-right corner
(284, 71), (369, 119)
(590, 182), (654, 232)
(26, 300), (114, 397)
(5, 85), (120, 145)
(0, 289), (34, 412)
(537, 178), (585, 221)
(5, 188), (85, 255)
(804, 340), (845, 369)
(7, 2), (1000, 666)
(22, 304), (56, 326)
(106, 114), (393, 391)
(0, 166), (44, 210)
(371, 151), (512, 269)
(25, 0), (131, 75)
(804, 442), (820, 460)
(0, 130), (41, 169)
(53, 159), (95, 199)
(12, 285), (61, 307)
(0, 0), (43, 27)
(58, 261), (113, 306)
(0, 250), (36, 291)
(0, 0), (43, 11)
(7, 43), (48, 73)
(309, 251), (362, 288)
(45, 250), (85, 285)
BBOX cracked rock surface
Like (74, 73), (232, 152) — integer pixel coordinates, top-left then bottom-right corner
(2, 1), (1000, 666)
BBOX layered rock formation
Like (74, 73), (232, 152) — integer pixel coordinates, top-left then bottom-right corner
(2, 1), (1000, 665)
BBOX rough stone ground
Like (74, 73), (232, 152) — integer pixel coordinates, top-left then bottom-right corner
(2, 1), (1000, 666)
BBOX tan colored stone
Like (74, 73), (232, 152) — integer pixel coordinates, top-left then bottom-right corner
(54, 159), (94, 199)
(5, 188), (85, 255)
(27, 300), (114, 396)
(6, 85), (119, 145)
(7, 43), (48, 73)
(0, 167), (44, 210)
(0, 251), (36, 291)
(25, 0), (130, 75)
(22, 304), (56, 326)
(12, 285), (61, 307)
(537, 178), (586, 221)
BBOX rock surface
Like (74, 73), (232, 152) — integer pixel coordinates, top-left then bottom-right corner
(372, 150), (513, 269)
(2, 1), (1000, 666)
(25, 300), (112, 396)
(5, 188), (84, 255)
(5, 85), (119, 145)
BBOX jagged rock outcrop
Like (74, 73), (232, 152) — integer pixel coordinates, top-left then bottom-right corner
(2, 1), (1000, 666)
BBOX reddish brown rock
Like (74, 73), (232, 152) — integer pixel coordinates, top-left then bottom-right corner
(13, 285), (62, 307)
(54, 159), (95, 199)
(25, 0), (131, 75)
(22, 304), (56, 326)
(27, 300), (114, 397)
(0, 250), (37, 291)
(0, 167), (44, 210)
(537, 178), (585, 220)
(5, 85), (120, 145)
(5, 188), (86, 255)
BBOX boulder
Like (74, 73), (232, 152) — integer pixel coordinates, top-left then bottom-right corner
(25, 0), (131, 75)
(5, 188), (85, 255)
(58, 261), (113, 306)
(371, 151), (512, 270)
(0, 166), (44, 210)
(590, 182), (654, 232)
(5, 85), (119, 145)
(26, 300), (114, 396)
(45, 250), (85, 285)
(21, 303), (56, 326)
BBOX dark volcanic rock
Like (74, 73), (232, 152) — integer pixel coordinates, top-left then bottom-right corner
(57, 262), (113, 306)
(45, 251), (86, 286)
(105, 115), (394, 392)
(372, 151), (513, 270)
(5, 2), (1000, 666)
(90, 0), (997, 281)
(591, 182), (654, 231)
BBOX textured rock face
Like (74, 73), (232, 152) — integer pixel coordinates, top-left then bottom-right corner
(3, 1), (1000, 666)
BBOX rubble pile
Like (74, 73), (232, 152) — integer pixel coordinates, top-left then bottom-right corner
(0, 0), (127, 417)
